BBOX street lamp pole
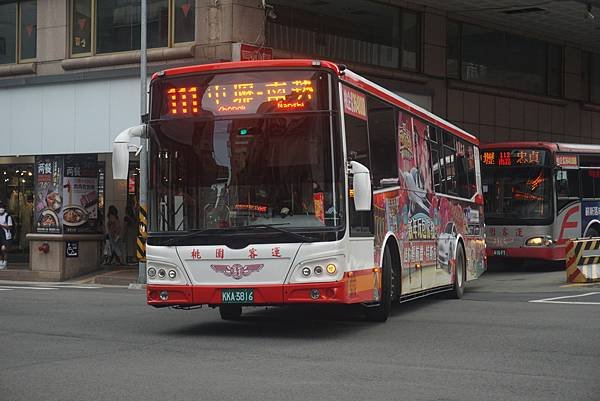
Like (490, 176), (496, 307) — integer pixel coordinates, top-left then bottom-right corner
(138, 0), (148, 284)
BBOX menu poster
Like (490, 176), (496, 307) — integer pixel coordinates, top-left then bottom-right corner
(34, 156), (63, 234)
(63, 155), (99, 234)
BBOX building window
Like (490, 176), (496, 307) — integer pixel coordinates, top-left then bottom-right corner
(447, 21), (561, 96)
(266, 1), (420, 71)
(71, 0), (195, 57)
(0, 1), (36, 65)
(584, 52), (600, 104)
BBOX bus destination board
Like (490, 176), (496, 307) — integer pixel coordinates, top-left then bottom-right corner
(481, 149), (547, 167)
(166, 78), (316, 116)
(555, 153), (578, 168)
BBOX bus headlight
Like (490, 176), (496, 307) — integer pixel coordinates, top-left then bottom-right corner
(147, 267), (157, 278)
(168, 269), (177, 279)
(326, 264), (337, 275)
(526, 236), (553, 246)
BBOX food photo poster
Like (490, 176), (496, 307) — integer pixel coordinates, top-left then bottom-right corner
(34, 155), (99, 234)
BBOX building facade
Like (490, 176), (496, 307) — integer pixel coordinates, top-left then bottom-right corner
(0, 0), (599, 269)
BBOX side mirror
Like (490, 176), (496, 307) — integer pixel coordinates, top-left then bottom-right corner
(349, 161), (372, 211)
(112, 125), (145, 179)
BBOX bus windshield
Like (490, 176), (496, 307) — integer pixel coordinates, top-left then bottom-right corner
(483, 165), (552, 225)
(148, 112), (343, 233)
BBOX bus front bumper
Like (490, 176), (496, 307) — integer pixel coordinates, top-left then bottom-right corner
(147, 269), (381, 307)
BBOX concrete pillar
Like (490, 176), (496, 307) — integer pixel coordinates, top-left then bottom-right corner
(196, 0), (265, 61)
(37, 0), (68, 62)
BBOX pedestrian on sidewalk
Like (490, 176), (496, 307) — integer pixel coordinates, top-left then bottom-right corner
(106, 205), (124, 265)
(0, 202), (14, 269)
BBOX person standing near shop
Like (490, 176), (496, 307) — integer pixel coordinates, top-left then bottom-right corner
(0, 202), (14, 269)
(106, 205), (124, 265)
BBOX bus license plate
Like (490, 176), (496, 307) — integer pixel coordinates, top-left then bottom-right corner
(493, 249), (507, 256)
(221, 288), (254, 304)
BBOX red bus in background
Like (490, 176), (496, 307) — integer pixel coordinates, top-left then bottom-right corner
(481, 142), (600, 261)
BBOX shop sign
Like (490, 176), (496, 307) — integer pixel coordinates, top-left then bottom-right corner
(232, 43), (273, 61)
(35, 156), (63, 234)
(65, 241), (79, 258)
(63, 155), (99, 234)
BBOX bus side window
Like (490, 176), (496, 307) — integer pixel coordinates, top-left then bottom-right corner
(455, 140), (476, 199)
(367, 96), (397, 187)
(345, 114), (371, 167)
(556, 169), (579, 211)
(442, 131), (458, 196)
(344, 111), (373, 236)
(581, 169), (600, 198)
(429, 127), (442, 193)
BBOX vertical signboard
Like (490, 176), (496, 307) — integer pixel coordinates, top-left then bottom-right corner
(34, 156), (63, 234)
(63, 155), (99, 234)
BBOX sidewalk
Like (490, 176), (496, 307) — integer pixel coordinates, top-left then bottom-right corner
(74, 266), (140, 286)
(0, 263), (140, 287)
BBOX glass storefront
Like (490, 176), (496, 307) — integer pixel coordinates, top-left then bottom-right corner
(0, 162), (35, 262)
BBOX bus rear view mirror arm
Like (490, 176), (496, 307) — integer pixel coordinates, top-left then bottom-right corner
(112, 125), (145, 180)
(349, 161), (372, 211)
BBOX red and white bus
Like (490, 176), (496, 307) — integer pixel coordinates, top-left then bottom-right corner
(113, 59), (486, 321)
(482, 142), (600, 261)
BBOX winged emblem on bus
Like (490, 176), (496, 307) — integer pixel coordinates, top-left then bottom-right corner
(210, 263), (264, 280)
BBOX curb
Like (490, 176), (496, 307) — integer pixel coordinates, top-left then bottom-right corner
(128, 283), (146, 290)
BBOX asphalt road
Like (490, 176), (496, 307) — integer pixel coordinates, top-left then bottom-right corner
(1, 261), (599, 401)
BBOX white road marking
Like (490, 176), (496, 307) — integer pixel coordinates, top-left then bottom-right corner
(529, 292), (600, 305)
(61, 285), (101, 289)
(0, 286), (58, 290)
(0, 288), (12, 291)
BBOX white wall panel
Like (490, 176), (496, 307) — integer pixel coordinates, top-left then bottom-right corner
(0, 77), (141, 156)
(109, 78), (142, 147)
(42, 85), (76, 154)
(0, 93), (11, 151)
(74, 81), (111, 153)
(11, 87), (43, 155)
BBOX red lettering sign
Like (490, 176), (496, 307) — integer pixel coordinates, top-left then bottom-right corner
(271, 247), (281, 257)
(249, 248), (258, 259)
(555, 154), (578, 167)
(342, 86), (367, 121)
(191, 249), (201, 260)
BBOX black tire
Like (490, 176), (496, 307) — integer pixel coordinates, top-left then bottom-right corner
(448, 244), (466, 299)
(365, 247), (395, 322)
(219, 304), (242, 321)
(586, 227), (600, 238)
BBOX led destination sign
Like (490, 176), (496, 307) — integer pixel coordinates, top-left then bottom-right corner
(481, 149), (548, 167)
(166, 77), (317, 116)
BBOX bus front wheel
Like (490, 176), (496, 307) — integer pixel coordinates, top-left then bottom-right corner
(219, 304), (242, 321)
(365, 247), (394, 322)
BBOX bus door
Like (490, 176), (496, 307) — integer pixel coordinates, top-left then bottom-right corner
(397, 112), (437, 291)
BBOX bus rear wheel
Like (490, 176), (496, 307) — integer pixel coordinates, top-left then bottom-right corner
(448, 245), (466, 299)
(365, 247), (395, 322)
(219, 305), (242, 321)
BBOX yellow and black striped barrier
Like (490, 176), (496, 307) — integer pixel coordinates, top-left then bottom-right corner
(137, 204), (148, 262)
(565, 238), (600, 283)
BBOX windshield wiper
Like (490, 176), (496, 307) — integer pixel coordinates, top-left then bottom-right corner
(226, 223), (316, 243)
(162, 223), (315, 246)
(163, 229), (212, 246)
